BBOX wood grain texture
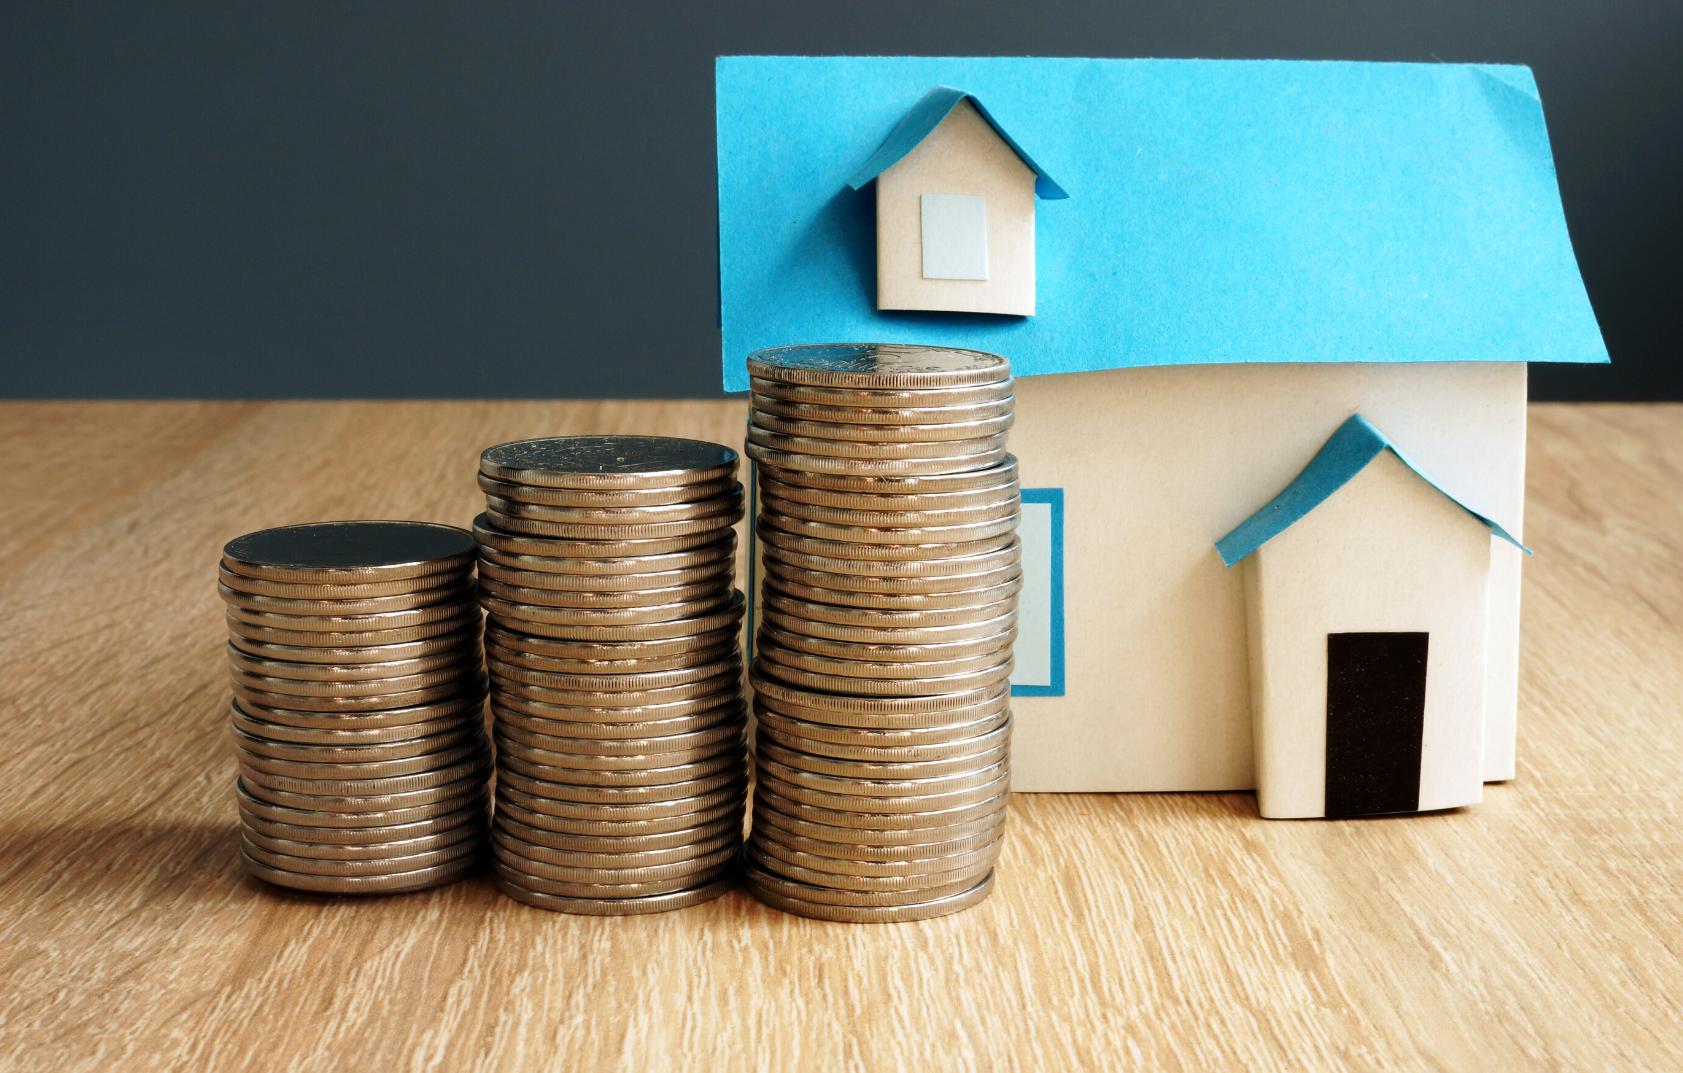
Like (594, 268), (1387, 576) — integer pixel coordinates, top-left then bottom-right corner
(0, 401), (1677, 1072)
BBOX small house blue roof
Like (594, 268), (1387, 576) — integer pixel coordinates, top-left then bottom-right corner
(716, 57), (1609, 392)
(845, 86), (1069, 200)
(1214, 415), (1528, 567)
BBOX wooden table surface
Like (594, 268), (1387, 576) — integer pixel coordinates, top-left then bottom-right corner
(0, 401), (1678, 1072)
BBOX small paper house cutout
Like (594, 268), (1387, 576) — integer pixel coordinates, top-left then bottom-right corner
(846, 87), (1068, 317)
(1217, 415), (1526, 819)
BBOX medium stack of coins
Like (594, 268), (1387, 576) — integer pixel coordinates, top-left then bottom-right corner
(474, 436), (750, 914)
(221, 521), (492, 894)
(743, 343), (1020, 922)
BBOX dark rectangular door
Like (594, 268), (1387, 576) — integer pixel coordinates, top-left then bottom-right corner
(1325, 632), (1428, 818)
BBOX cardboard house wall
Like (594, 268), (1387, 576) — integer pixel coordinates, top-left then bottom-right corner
(717, 58), (1610, 795)
(1216, 415), (1524, 818)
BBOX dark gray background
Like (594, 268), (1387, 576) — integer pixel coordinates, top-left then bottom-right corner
(2, 2), (1677, 400)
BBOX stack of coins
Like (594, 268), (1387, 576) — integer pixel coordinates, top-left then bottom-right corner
(221, 521), (492, 894)
(742, 343), (1020, 922)
(474, 436), (750, 914)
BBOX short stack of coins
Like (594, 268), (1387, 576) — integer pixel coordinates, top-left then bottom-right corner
(474, 436), (750, 914)
(221, 521), (492, 894)
(743, 343), (1020, 922)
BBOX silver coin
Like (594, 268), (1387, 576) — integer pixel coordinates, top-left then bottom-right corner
(759, 510), (1021, 549)
(751, 830), (1002, 879)
(231, 679), (477, 714)
(482, 486), (743, 525)
(754, 519), (1016, 562)
(749, 673), (1011, 726)
(748, 376), (1013, 409)
(755, 739), (1008, 782)
(477, 558), (731, 593)
(243, 823), (486, 862)
(493, 827), (740, 873)
(757, 622), (1015, 664)
(241, 847), (479, 893)
(749, 409), (1014, 444)
(484, 505), (741, 542)
(752, 703), (1009, 751)
(757, 590), (1017, 631)
(232, 720), (482, 763)
(495, 810), (741, 854)
(484, 620), (739, 661)
(231, 702), (482, 747)
(222, 521), (477, 585)
(493, 869), (737, 915)
(752, 792), (1007, 845)
(228, 624), (481, 665)
(755, 455), (1018, 496)
(474, 513), (731, 558)
(477, 472), (738, 507)
(230, 658), (481, 698)
(497, 745), (746, 787)
(225, 608), (481, 649)
(238, 800), (488, 845)
(759, 605), (1016, 647)
(217, 578), (476, 616)
(485, 640), (737, 680)
(491, 687), (743, 725)
(495, 787), (744, 832)
(755, 635), (1013, 680)
(757, 755), (1008, 799)
(759, 474), (1021, 515)
(480, 590), (734, 628)
(494, 732), (742, 774)
(226, 642), (477, 683)
(488, 652), (741, 692)
(493, 701), (743, 742)
(747, 423), (1009, 461)
(238, 740), (492, 796)
(478, 534), (734, 576)
(491, 857), (734, 900)
(754, 654), (1013, 698)
(754, 770), (1010, 816)
(479, 436), (738, 490)
(745, 865), (995, 922)
(492, 669), (741, 709)
(759, 560), (1020, 598)
(233, 732), (488, 780)
(746, 344), (1010, 390)
(759, 494), (1020, 534)
(745, 842), (989, 893)
(238, 764), (491, 812)
(480, 575), (731, 611)
(496, 766), (746, 806)
(235, 778), (487, 828)
(493, 834), (738, 883)
(495, 719), (744, 758)
(752, 806), (1004, 857)
(763, 573), (1022, 611)
(756, 715), (1011, 764)
(745, 442), (1008, 477)
(749, 392), (1015, 426)
(225, 598), (480, 634)
(739, 851), (981, 907)
(217, 562), (473, 601)
(231, 687), (485, 731)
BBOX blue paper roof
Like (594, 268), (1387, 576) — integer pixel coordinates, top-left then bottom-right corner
(716, 57), (1609, 392)
(844, 86), (1069, 200)
(1214, 414), (1528, 567)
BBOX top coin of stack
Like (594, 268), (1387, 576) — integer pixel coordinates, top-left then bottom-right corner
(473, 436), (752, 915)
(743, 344), (1020, 922)
(219, 521), (492, 895)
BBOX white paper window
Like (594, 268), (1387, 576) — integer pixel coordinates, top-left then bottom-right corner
(920, 194), (989, 280)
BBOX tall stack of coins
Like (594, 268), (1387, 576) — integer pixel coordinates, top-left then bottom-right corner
(474, 436), (750, 914)
(743, 343), (1020, 922)
(221, 521), (492, 894)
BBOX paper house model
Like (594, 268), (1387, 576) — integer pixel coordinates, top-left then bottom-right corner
(718, 58), (1609, 800)
(1215, 415), (1527, 818)
(845, 87), (1068, 316)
